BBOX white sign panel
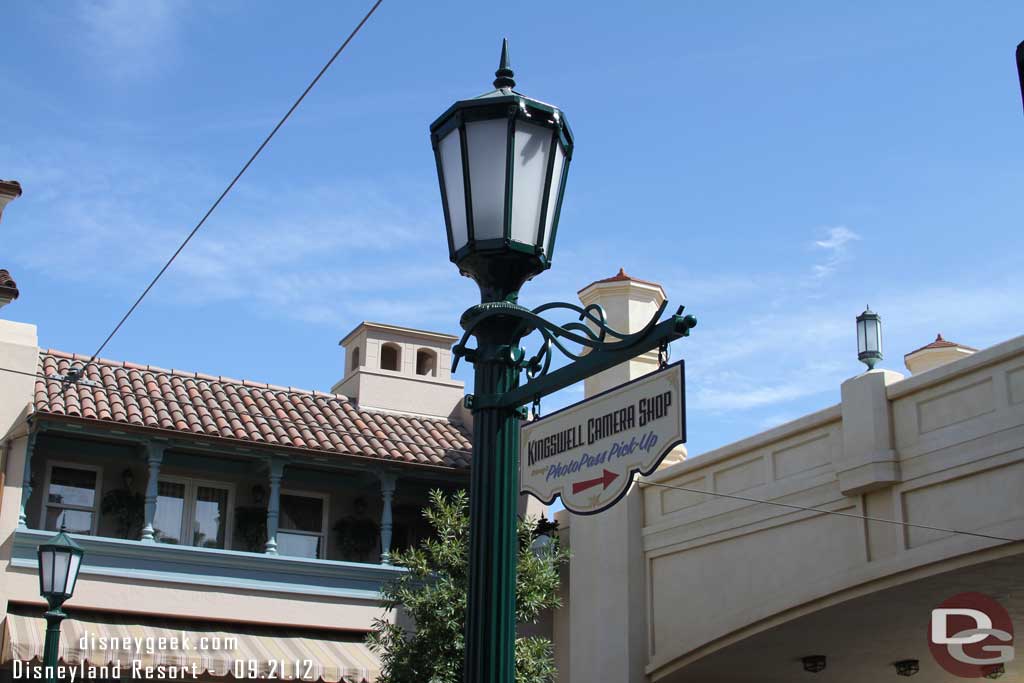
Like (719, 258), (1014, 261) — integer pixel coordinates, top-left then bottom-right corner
(520, 362), (685, 515)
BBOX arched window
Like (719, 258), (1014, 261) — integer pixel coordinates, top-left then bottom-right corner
(416, 349), (437, 377)
(380, 343), (401, 371)
(350, 346), (361, 372)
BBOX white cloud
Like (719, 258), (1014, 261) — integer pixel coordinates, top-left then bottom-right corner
(695, 383), (815, 412)
(689, 310), (848, 369)
(3, 135), (471, 332)
(814, 226), (860, 251)
(691, 358), (847, 413)
(811, 226), (861, 278)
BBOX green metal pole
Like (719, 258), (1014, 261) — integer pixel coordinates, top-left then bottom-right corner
(42, 602), (66, 683)
(462, 300), (526, 683)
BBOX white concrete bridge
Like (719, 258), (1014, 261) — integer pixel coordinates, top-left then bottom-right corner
(552, 274), (1023, 682)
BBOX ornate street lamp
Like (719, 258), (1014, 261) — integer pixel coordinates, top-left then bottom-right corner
(431, 40), (696, 683)
(431, 38), (573, 302)
(430, 40), (574, 683)
(856, 306), (882, 370)
(37, 528), (84, 683)
(529, 516), (558, 558)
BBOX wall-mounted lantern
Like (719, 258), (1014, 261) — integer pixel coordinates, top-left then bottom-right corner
(802, 655), (827, 673)
(894, 659), (920, 677)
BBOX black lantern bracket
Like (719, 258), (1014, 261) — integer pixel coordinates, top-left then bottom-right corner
(452, 298), (696, 411)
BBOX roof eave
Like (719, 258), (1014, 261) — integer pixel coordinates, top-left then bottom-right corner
(33, 412), (471, 476)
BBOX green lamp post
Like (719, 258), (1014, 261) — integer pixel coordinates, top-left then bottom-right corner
(37, 527), (84, 683)
(431, 39), (697, 683)
(430, 39), (573, 683)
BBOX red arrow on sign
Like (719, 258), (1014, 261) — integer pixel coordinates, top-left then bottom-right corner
(572, 468), (619, 495)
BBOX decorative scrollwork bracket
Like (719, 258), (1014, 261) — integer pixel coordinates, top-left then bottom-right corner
(452, 299), (696, 411)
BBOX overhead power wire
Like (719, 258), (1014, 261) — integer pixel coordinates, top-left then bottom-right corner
(2, 364), (1020, 545)
(76, 0), (385, 381)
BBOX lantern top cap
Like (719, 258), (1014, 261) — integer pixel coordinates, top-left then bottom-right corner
(493, 38), (515, 90)
(429, 40), (571, 138)
(857, 305), (879, 318)
(40, 527), (83, 554)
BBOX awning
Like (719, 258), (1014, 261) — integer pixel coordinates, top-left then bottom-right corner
(2, 607), (380, 682)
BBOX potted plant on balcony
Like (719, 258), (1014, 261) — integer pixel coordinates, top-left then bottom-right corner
(101, 487), (144, 539)
(234, 505), (268, 553)
(333, 498), (380, 561)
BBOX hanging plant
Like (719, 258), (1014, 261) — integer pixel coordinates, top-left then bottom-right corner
(100, 489), (144, 539)
(333, 516), (380, 560)
(234, 505), (268, 553)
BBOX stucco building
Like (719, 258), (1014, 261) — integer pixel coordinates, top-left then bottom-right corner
(553, 276), (1023, 682)
(0, 314), (475, 681)
(0, 187), (475, 681)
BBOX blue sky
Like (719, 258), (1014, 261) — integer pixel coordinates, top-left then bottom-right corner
(2, 1), (1023, 459)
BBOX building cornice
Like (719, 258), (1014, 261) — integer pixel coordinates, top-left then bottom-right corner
(34, 412), (470, 478)
(339, 321), (459, 347)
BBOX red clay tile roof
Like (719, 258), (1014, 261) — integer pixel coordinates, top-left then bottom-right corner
(578, 268), (664, 294)
(904, 333), (978, 358)
(35, 350), (471, 470)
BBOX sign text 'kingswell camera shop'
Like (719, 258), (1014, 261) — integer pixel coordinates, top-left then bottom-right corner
(520, 362), (685, 514)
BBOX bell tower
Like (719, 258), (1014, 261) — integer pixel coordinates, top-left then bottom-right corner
(331, 322), (465, 420)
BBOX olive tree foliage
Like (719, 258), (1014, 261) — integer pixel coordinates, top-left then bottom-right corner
(367, 489), (569, 683)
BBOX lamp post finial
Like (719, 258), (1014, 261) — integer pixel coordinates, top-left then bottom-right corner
(494, 38), (515, 90)
(1016, 40), (1024, 115)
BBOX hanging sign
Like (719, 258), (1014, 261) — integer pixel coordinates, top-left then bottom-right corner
(520, 362), (685, 515)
